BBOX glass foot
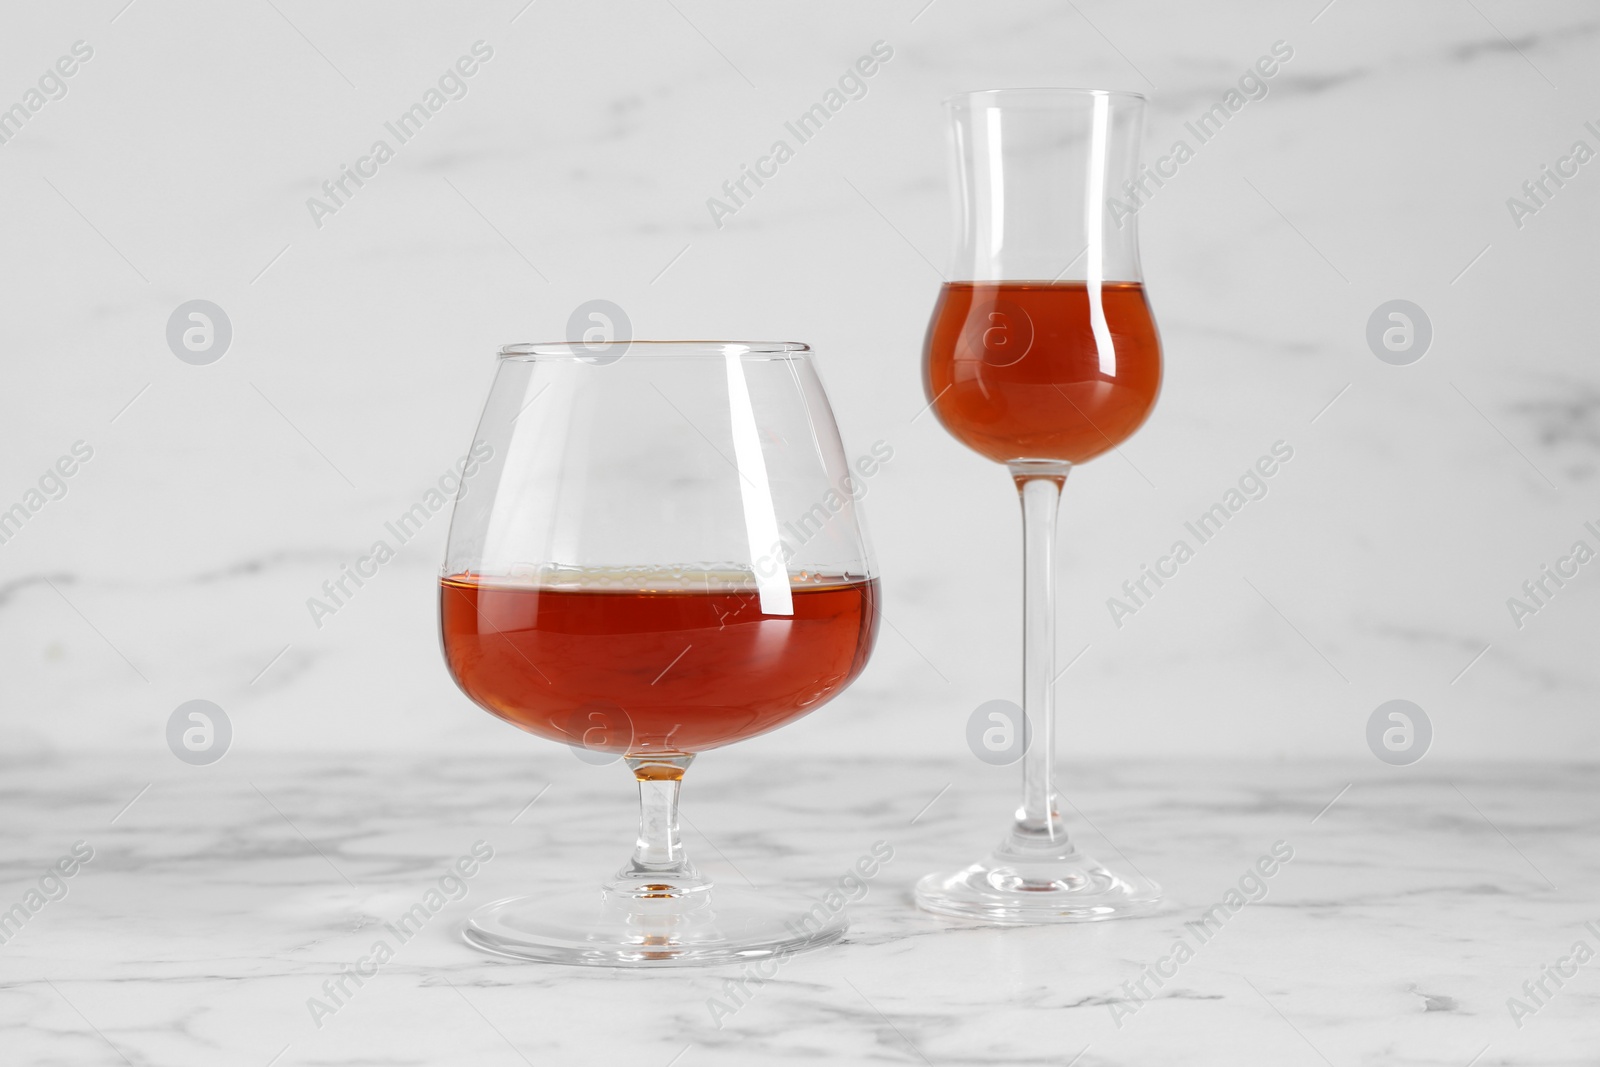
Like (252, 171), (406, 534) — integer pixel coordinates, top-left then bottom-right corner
(916, 840), (1160, 924)
(463, 885), (847, 967)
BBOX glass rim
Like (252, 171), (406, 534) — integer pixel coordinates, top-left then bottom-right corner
(498, 340), (812, 360)
(944, 87), (1148, 107)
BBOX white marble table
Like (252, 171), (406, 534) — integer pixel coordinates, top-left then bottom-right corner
(2, 753), (1593, 1065)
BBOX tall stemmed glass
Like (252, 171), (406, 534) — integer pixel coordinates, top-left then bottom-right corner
(441, 341), (879, 964)
(916, 89), (1162, 922)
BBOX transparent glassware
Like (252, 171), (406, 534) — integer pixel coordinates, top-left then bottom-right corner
(916, 89), (1163, 922)
(440, 341), (879, 965)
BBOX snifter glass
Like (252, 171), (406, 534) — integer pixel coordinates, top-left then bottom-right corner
(917, 89), (1164, 922)
(439, 341), (879, 965)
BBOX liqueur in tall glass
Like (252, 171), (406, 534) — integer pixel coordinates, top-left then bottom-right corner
(917, 89), (1163, 922)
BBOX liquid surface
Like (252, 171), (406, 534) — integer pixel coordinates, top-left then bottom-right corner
(440, 574), (878, 755)
(923, 281), (1162, 464)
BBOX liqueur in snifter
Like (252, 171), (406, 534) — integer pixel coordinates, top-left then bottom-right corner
(439, 341), (880, 964)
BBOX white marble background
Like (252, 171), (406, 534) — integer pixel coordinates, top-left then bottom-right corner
(2, 0), (1598, 762)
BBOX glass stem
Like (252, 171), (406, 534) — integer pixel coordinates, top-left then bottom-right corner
(1009, 462), (1072, 850)
(610, 754), (708, 897)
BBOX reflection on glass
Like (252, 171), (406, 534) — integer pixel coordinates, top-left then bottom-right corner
(440, 341), (879, 965)
(918, 89), (1164, 923)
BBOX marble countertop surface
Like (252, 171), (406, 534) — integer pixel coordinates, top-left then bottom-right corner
(4, 751), (1595, 1066)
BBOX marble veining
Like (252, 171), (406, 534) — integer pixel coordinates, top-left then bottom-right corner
(2, 0), (1598, 761)
(0, 753), (1594, 1065)
(1, 0), (1598, 1057)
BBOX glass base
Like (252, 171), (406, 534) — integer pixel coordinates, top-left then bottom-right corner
(916, 839), (1160, 924)
(463, 885), (847, 967)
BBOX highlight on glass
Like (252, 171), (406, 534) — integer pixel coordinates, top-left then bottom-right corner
(439, 341), (879, 965)
(918, 88), (1164, 922)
